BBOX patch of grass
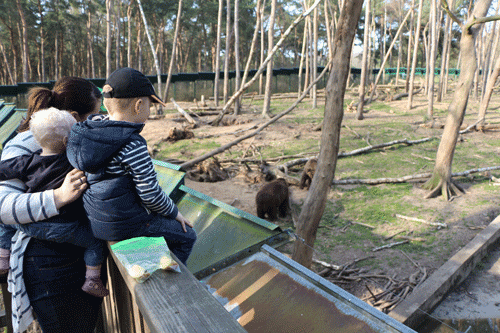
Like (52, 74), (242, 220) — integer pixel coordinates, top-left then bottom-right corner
(155, 140), (220, 160)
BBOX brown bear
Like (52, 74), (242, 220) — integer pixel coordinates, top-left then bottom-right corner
(299, 158), (317, 190)
(256, 178), (289, 221)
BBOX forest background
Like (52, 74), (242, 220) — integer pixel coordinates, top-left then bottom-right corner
(3, 0), (500, 320)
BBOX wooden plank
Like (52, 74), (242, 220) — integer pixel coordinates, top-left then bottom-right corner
(389, 215), (500, 329)
(107, 243), (246, 333)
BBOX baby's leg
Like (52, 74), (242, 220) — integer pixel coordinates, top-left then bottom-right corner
(138, 215), (197, 266)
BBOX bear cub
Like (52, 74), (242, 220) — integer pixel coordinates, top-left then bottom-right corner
(256, 178), (289, 221)
(299, 158), (317, 190)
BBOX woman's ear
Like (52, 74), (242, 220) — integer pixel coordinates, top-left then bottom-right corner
(62, 136), (68, 148)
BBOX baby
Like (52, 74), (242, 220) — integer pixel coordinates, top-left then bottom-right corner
(0, 107), (108, 297)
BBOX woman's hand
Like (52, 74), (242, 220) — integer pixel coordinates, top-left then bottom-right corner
(175, 212), (194, 233)
(53, 169), (88, 209)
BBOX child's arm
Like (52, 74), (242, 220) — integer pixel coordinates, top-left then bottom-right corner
(0, 155), (30, 182)
(110, 140), (178, 218)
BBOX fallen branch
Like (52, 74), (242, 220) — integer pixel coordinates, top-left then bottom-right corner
(395, 214), (448, 228)
(332, 165), (500, 185)
(277, 136), (436, 170)
(171, 98), (197, 125)
(372, 240), (409, 252)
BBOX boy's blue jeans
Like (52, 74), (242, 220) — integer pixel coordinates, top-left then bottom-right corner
(0, 220), (106, 267)
(135, 215), (197, 266)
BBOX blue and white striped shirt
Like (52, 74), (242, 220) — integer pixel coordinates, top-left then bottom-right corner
(106, 139), (177, 218)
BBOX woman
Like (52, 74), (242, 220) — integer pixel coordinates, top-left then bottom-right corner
(0, 77), (105, 333)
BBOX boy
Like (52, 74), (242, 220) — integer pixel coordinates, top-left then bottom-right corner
(0, 108), (108, 297)
(66, 67), (197, 266)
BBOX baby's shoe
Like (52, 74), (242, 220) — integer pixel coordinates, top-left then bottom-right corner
(0, 256), (10, 276)
(82, 277), (109, 297)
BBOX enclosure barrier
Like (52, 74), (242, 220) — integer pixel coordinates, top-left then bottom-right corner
(0, 67), (461, 99)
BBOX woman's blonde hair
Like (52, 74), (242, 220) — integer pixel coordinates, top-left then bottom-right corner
(30, 107), (76, 151)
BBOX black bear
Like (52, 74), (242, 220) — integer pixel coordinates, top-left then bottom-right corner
(256, 178), (289, 221)
(299, 158), (317, 190)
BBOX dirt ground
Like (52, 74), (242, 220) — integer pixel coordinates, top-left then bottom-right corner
(141, 92), (500, 309)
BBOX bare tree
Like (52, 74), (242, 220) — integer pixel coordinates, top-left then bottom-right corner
(127, 0), (135, 68)
(407, 0), (424, 110)
(214, 0), (223, 106)
(223, 0), (232, 104)
(163, 0), (183, 102)
(137, 0), (162, 101)
(437, 0), (454, 102)
(262, 0), (277, 117)
(233, 0), (241, 115)
(427, 0), (437, 118)
(16, 0), (28, 82)
(292, 0), (364, 268)
(106, 0), (113, 77)
(423, 0), (496, 200)
(356, 0), (370, 120)
(38, 0), (46, 82)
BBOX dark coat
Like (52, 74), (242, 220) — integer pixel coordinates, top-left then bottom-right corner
(67, 115), (153, 241)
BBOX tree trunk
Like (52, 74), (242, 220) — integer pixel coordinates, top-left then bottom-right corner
(312, 7), (318, 108)
(259, 0), (266, 95)
(233, 0), (241, 115)
(214, 0), (223, 106)
(16, 0), (28, 82)
(38, 0), (45, 82)
(427, 0), (437, 118)
(115, 0), (121, 70)
(407, 0), (424, 110)
(356, 0), (370, 120)
(405, 0), (415, 91)
(477, 43), (500, 126)
(163, 0), (183, 102)
(298, 20), (308, 96)
(137, 0), (162, 103)
(423, 0), (493, 200)
(127, 0), (135, 68)
(0, 40), (14, 85)
(437, 0), (453, 102)
(223, 0), (231, 104)
(292, 0), (364, 268)
(106, 0), (113, 77)
(241, 0), (262, 92)
(262, 0), (276, 117)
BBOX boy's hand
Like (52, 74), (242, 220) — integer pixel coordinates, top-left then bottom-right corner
(175, 212), (194, 233)
(54, 169), (87, 209)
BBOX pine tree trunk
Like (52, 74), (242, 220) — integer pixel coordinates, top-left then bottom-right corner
(214, 0), (223, 106)
(223, 0), (231, 104)
(312, 7), (318, 108)
(405, 0), (415, 91)
(427, 0), (437, 118)
(356, 0), (370, 120)
(407, 0), (424, 110)
(106, 0), (113, 77)
(127, 0), (134, 68)
(292, 0), (364, 268)
(38, 0), (45, 82)
(262, 0), (276, 117)
(233, 0), (241, 115)
(163, 0), (183, 102)
(16, 0), (28, 82)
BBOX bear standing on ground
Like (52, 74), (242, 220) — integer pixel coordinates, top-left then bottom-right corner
(299, 158), (317, 190)
(256, 178), (289, 221)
